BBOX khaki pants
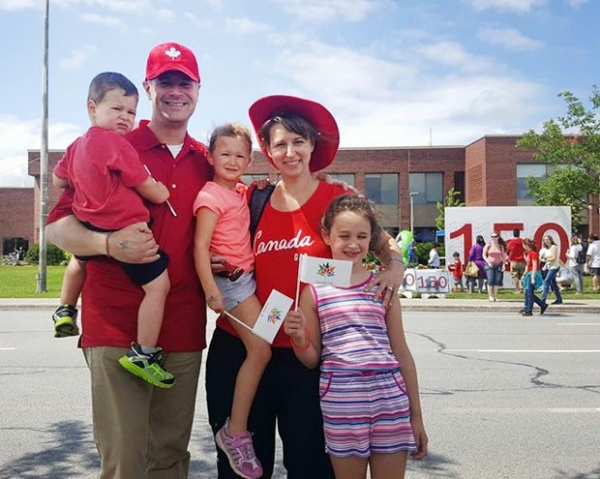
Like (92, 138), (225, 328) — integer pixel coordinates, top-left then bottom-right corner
(83, 347), (202, 479)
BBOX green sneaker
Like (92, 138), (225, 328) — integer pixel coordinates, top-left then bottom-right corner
(118, 343), (175, 389)
(53, 304), (80, 338)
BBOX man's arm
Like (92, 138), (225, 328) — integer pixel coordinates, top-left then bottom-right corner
(46, 216), (159, 263)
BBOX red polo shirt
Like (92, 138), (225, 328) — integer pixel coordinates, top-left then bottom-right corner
(47, 121), (212, 351)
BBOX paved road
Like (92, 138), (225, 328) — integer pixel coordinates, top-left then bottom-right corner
(1, 308), (599, 478)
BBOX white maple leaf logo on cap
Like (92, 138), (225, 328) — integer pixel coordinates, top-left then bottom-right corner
(165, 47), (181, 60)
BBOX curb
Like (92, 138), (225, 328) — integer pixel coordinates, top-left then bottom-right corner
(0, 299), (597, 314)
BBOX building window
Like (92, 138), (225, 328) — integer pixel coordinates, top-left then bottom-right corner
(330, 173), (355, 188)
(364, 174), (398, 205)
(516, 164), (566, 201)
(409, 173), (443, 204)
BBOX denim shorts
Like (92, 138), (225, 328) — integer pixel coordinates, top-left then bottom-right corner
(485, 265), (504, 286)
(214, 271), (256, 311)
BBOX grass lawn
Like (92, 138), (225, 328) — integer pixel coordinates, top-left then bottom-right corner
(0, 265), (65, 298)
(448, 274), (599, 301)
(1, 264), (599, 302)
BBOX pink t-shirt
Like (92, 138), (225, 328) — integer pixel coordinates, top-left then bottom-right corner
(484, 242), (505, 266)
(193, 181), (254, 272)
(53, 126), (150, 230)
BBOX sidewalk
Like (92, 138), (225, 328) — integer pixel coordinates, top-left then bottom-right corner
(1, 297), (598, 313)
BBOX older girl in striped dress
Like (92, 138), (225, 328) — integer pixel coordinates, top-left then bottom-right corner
(284, 194), (428, 479)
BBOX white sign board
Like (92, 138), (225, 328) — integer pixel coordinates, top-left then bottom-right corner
(444, 206), (571, 261)
(402, 268), (451, 294)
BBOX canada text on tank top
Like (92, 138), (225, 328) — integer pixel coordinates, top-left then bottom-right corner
(254, 228), (315, 256)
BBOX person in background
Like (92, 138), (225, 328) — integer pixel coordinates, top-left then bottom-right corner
(284, 194), (428, 479)
(555, 265), (574, 291)
(428, 243), (441, 268)
(408, 241), (418, 266)
(46, 42), (210, 478)
(482, 232), (507, 302)
(506, 229), (525, 294)
(467, 235), (486, 293)
(540, 235), (562, 305)
(586, 234), (600, 292)
(521, 238), (547, 316)
(565, 234), (584, 295)
(448, 251), (464, 292)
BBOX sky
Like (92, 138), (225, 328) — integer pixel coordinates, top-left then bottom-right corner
(0, 0), (598, 187)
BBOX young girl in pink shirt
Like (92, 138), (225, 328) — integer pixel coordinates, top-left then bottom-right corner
(193, 122), (266, 479)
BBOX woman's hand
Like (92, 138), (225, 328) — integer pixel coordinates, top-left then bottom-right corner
(366, 265), (402, 307)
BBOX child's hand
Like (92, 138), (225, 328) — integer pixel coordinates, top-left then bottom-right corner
(206, 290), (225, 313)
(283, 310), (306, 343)
(410, 418), (428, 460)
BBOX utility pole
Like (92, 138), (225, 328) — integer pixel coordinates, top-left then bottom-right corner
(409, 192), (420, 236)
(37, 0), (49, 293)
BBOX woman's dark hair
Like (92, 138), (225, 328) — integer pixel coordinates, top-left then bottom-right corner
(476, 235), (485, 247)
(321, 194), (383, 251)
(259, 112), (320, 149)
(523, 238), (537, 252)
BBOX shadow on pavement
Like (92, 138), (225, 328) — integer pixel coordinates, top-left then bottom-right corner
(551, 466), (600, 479)
(0, 420), (98, 479)
(407, 452), (462, 478)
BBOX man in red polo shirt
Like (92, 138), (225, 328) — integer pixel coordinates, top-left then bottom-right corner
(46, 42), (211, 478)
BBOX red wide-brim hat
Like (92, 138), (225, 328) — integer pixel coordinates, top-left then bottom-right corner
(249, 95), (340, 172)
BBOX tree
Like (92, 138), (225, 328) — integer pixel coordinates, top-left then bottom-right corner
(517, 86), (600, 230)
(436, 188), (464, 231)
(525, 166), (596, 231)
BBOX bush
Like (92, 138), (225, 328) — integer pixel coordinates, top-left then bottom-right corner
(24, 243), (67, 266)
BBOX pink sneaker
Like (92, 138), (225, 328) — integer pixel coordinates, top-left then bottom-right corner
(215, 418), (263, 479)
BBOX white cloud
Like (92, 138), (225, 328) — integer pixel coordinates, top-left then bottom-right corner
(58, 45), (98, 69)
(0, 0), (155, 12)
(270, 0), (379, 22)
(202, 0), (223, 10)
(0, 0), (40, 10)
(81, 0), (154, 13)
(81, 13), (127, 29)
(156, 9), (175, 21)
(416, 41), (493, 71)
(184, 12), (213, 28)
(0, 116), (82, 187)
(265, 38), (542, 147)
(464, 0), (547, 12)
(225, 18), (271, 34)
(478, 26), (544, 51)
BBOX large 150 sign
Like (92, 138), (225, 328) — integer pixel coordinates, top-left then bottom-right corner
(445, 206), (572, 262)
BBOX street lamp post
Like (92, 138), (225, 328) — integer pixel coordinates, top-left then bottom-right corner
(409, 192), (420, 236)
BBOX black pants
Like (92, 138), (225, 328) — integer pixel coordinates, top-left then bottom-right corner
(205, 327), (335, 479)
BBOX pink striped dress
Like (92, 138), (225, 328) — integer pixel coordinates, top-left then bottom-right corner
(310, 274), (416, 458)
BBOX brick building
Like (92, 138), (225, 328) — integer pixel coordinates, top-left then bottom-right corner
(0, 187), (34, 255)
(0, 134), (592, 255)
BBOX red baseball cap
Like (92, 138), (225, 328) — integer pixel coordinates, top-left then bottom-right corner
(145, 42), (200, 82)
(249, 95), (340, 172)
